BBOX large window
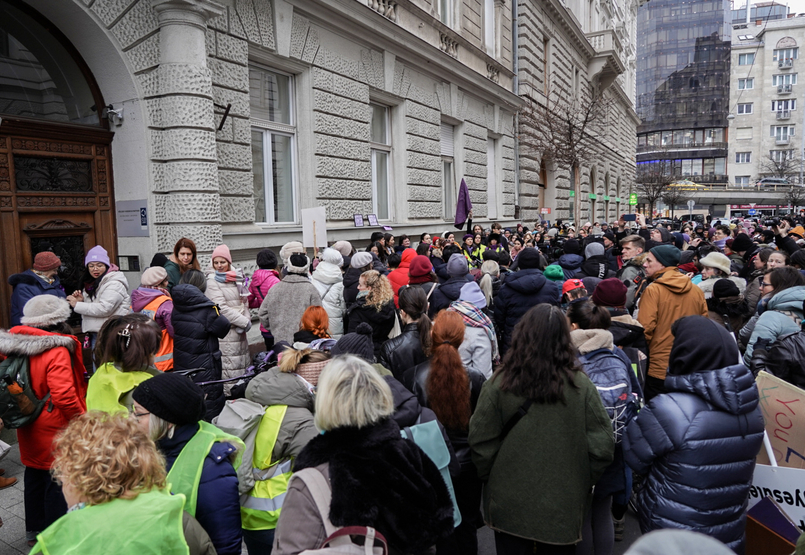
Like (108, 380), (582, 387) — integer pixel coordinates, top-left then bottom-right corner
(774, 48), (799, 61)
(735, 152), (751, 163)
(441, 122), (456, 220)
(771, 149), (795, 162)
(250, 66), (296, 224)
(370, 104), (391, 221)
(738, 53), (755, 65)
(772, 125), (796, 141)
(738, 78), (754, 89)
(438, 0), (454, 27)
(773, 74), (798, 86)
(772, 99), (796, 111)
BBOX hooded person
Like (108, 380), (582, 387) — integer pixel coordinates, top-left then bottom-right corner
(259, 253), (323, 346)
(8, 251), (66, 327)
(310, 248), (347, 338)
(388, 248), (417, 307)
(547, 238), (585, 279)
(342, 251), (373, 313)
(248, 249), (282, 350)
(448, 281), (499, 379)
(494, 247), (561, 355)
(130, 266), (175, 372)
(623, 316), (765, 553)
(428, 253), (472, 317)
(576, 242), (616, 281)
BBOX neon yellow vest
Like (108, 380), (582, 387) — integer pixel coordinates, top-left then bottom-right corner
(166, 421), (244, 518)
(86, 362), (156, 414)
(31, 488), (189, 555)
(241, 404), (293, 531)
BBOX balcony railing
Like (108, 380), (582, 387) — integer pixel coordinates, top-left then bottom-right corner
(637, 141), (728, 153)
(777, 110), (792, 120)
(776, 136), (792, 145)
(778, 83), (793, 94)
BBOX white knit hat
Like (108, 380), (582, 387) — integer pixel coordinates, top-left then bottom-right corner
(21, 296), (71, 328)
(321, 248), (343, 267)
(280, 241), (305, 264)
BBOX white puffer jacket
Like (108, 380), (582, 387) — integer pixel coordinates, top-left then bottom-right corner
(204, 270), (250, 383)
(311, 261), (346, 338)
(73, 269), (130, 333)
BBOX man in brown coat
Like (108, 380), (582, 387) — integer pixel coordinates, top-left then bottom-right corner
(637, 245), (708, 400)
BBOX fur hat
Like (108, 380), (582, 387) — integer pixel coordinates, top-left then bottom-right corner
(286, 253), (310, 275)
(257, 249), (278, 270)
(517, 247), (541, 269)
(33, 252), (61, 272)
(543, 265), (565, 282)
(331, 322), (375, 361)
(331, 241), (353, 259)
(321, 248), (343, 267)
(132, 372), (205, 426)
(446, 253), (469, 277)
(585, 242), (605, 259)
(591, 278), (627, 307)
(280, 241), (305, 264)
(408, 255), (433, 278)
(211, 245), (232, 264)
(350, 252), (373, 269)
(141, 266), (168, 287)
(459, 282), (486, 309)
(699, 252), (731, 275)
(650, 245), (681, 268)
(731, 233), (754, 253)
(85, 245), (110, 267)
(20, 296), (71, 328)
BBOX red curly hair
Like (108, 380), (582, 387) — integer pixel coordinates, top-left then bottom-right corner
(299, 306), (331, 338)
(426, 310), (469, 431)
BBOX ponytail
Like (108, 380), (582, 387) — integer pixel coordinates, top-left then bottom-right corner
(399, 286), (432, 354)
(426, 311), (470, 431)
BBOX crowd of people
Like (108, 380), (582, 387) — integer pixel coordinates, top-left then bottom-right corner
(5, 209), (804, 554)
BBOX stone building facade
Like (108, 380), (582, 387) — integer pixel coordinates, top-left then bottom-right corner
(516, 0), (641, 224)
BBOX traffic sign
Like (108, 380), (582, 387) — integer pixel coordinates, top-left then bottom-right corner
(629, 193), (638, 206)
(686, 200), (695, 209)
(748, 209), (757, 215)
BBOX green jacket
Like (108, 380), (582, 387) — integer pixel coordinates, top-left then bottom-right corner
(468, 371), (614, 544)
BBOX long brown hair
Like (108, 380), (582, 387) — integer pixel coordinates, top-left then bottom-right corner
(173, 238), (200, 273)
(426, 311), (469, 431)
(496, 304), (580, 403)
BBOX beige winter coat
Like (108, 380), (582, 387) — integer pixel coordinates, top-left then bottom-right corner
(204, 272), (250, 382)
(74, 270), (130, 333)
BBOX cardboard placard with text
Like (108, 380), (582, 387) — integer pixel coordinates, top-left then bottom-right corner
(756, 372), (805, 468)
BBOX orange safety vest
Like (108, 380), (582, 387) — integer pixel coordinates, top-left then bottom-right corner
(141, 295), (174, 372)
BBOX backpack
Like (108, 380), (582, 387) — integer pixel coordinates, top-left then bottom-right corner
(0, 354), (51, 429)
(579, 348), (638, 443)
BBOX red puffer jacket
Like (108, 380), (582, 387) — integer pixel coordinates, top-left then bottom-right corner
(0, 327), (87, 469)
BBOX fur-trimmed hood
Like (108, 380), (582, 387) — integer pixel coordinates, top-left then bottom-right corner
(570, 328), (614, 354)
(0, 328), (77, 357)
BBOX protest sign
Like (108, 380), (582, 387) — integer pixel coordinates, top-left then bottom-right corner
(301, 207), (327, 249)
(756, 372), (805, 468)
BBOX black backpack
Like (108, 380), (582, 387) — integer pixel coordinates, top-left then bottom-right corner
(0, 354), (51, 428)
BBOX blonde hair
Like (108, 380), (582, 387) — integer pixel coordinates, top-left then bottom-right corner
(314, 355), (394, 431)
(479, 260), (500, 308)
(360, 270), (394, 311)
(279, 348), (330, 373)
(51, 412), (167, 506)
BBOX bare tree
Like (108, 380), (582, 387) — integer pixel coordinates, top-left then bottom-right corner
(518, 81), (613, 224)
(635, 156), (676, 220)
(661, 185), (693, 219)
(757, 151), (801, 184)
(784, 186), (805, 211)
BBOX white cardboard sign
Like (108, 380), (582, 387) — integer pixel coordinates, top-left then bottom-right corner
(301, 206), (327, 248)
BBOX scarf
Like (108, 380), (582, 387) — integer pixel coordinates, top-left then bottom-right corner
(448, 300), (499, 364)
(145, 285), (171, 298)
(215, 268), (249, 296)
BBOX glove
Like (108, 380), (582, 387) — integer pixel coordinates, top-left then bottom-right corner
(243, 320), (253, 333)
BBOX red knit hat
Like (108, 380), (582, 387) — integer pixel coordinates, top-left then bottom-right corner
(591, 278), (627, 307)
(408, 255), (433, 278)
(33, 251), (61, 272)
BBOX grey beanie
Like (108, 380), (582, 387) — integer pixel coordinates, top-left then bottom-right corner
(585, 242), (605, 259)
(350, 252), (373, 269)
(446, 253), (469, 277)
(21, 296), (71, 328)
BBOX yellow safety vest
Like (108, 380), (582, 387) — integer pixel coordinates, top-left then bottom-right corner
(140, 295), (174, 372)
(31, 487), (189, 555)
(166, 421), (244, 518)
(241, 404), (293, 531)
(86, 362), (156, 414)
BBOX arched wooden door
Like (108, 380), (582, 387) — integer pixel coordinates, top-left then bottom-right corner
(0, 1), (115, 330)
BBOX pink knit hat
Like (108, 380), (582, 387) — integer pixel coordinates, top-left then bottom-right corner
(211, 244), (232, 264)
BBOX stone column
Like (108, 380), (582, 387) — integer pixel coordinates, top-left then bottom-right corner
(149, 0), (225, 254)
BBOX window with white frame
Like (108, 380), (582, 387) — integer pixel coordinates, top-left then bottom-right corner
(438, 0), (454, 27)
(735, 176), (751, 185)
(771, 149), (795, 162)
(441, 122), (456, 220)
(737, 103), (753, 114)
(772, 125), (796, 140)
(738, 53), (755, 65)
(487, 137), (498, 219)
(773, 48), (799, 61)
(773, 74), (798, 86)
(738, 78), (754, 89)
(370, 103), (391, 221)
(250, 66), (296, 224)
(772, 99), (797, 111)
(735, 152), (751, 163)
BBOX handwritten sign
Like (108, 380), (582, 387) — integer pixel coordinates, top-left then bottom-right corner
(756, 372), (805, 468)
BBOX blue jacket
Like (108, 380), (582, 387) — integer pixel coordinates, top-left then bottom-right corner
(160, 423), (242, 555)
(547, 254), (584, 280)
(744, 285), (805, 365)
(623, 364), (764, 553)
(8, 270), (66, 327)
(494, 269), (561, 355)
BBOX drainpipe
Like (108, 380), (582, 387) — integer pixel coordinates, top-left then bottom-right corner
(512, 0), (521, 217)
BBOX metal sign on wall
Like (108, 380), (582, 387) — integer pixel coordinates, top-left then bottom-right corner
(116, 199), (149, 237)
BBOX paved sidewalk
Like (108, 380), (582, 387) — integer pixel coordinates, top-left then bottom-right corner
(0, 429), (28, 554)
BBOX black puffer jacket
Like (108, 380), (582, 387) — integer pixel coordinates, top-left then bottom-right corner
(751, 330), (805, 388)
(342, 267), (363, 310)
(346, 297), (397, 360)
(494, 269), (561, 355)
(171, 284), (231, 420)
(428, 275), (470, 318)
(575, 256), (616, 280)
(623, 316), (764, 553)
(379, 323), (428, 381)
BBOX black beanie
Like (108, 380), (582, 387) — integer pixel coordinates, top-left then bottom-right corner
(517, 247), (541, 269)
(132, 373), (205, 426)
(331, 323), (375, 362)
(731, 233), (754, 253)
(150, 253), (168, 268)
(713, 278), (740, 300)
(257, 249), (278, 270)
(564, 239), (581, 255)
